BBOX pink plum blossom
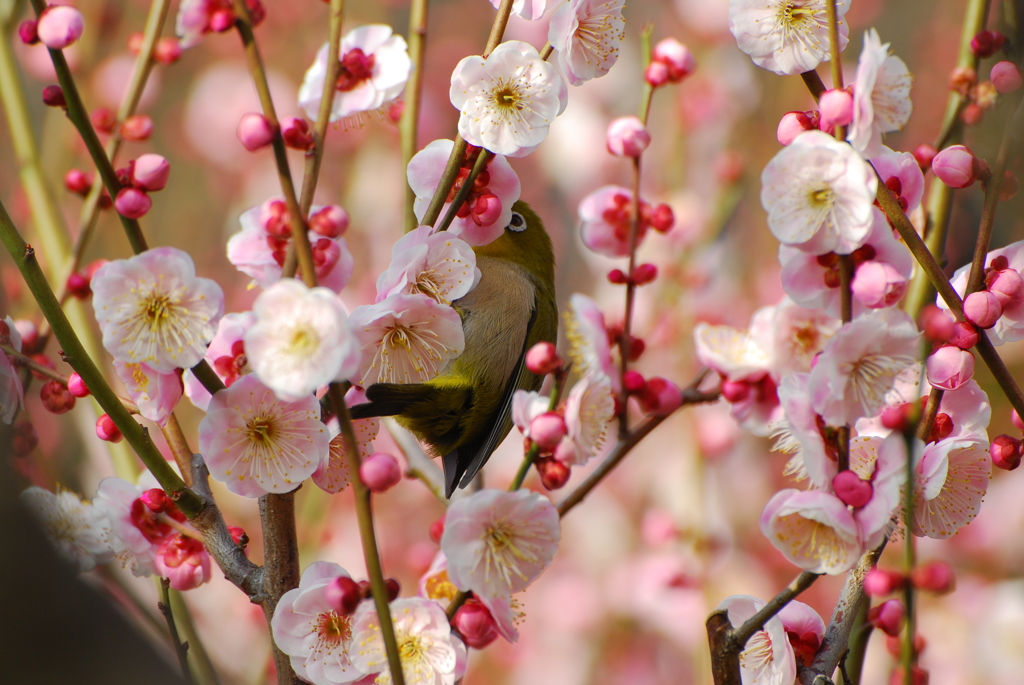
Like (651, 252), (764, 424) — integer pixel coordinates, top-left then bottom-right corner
(244, 279), (360, 401)
(376, 224), (480, 306)
(774, 372), (835, 488)
(871, 146), (925, 216)
(565, 294), (618, 391)
(298, 25), (411, 122)
(717, 595), (796, 684)
(489, 0), (547, 20)
(450, 41), (567, 157)
(847, 29), (913, 159)
(940, 241), (1024, 344)
(778, 600), (825, 667)
(651, 38), (697, 82)
(113, 362), (183, 426)
(847, 435), (907, 549)
(751, 297), (840, 379)
(808, 308), (919, 426)
(728, 0), (849, 76)
(441, 488), (560, 600)
(407, 140), (521, 246)
(154, 534), (212, 591)
(271, 561), (367, 685)
(760, 489), (863, 574)
(200, 374), (330, 497)
(577, 185), (655, 258)
(914, 438), (991, 539)
(183, 312), (256, 411)
(927, 346), (975, 391)
(547, 0), (626, 86)
(36, 5), (84, 50)
(20, 486), (114, 572)
(606, 116), (650, 157)
(175, 0), (261, 48)
(93, 474), (171, 577)
(761, 130), (877, 255)
(313, 388), (380, 495)
(348, 293), (465, 386)
(555, 371), (615, 466)
(351, 597), (466, 685)
(91, 247), (224, 373)
(511, 389), (550, 438)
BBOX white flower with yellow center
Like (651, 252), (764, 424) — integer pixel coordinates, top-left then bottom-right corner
(718, 595), (797, 684)
(244, 279), (360, 402)
(548, 0), (626, 86)
(352, 597), (466, 685)
(760, 489), (863, 574)
(199, 374), (330, 498)
(848, 29), (913, 159)
(450, 40), (568, 157)
(91, 247), (224, 373)
(20, 486), (114, 573)
(556, 371), (615, 466)
(441, 488), (560, 600)
(729, 0), (850, 75)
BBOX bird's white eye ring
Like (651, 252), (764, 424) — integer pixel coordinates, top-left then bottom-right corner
(507, 211), (527, 232)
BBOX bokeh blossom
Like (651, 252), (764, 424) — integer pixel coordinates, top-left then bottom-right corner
(20, 486), (113, 572)
(548, 0), (626, 86)
(848, 29), (913, 159)
(728, 0), (849, 75)
(489, 0), (547, 20)
(564, 294), (618, 391)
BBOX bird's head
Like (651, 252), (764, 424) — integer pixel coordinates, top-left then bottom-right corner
(472, 201), (555, 286)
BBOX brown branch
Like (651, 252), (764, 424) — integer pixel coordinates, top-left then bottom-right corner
(158, 578), (195, 685)
(259, 491), (303, 685)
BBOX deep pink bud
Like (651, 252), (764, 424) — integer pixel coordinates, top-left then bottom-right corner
(131, 154), (170, 192)
(154, 38), (183, 65)
(312, 238), (342, 279)
(359, 452), (402, 493)
(64, 169), (92, 196)
(42, 85), (66, 108)
(530, 412), (567, 449)
(622, 370), (646, 394)
(1013, 409), (1024, 431)
(18, 20), (39, 45)
(325, 576), (363, 615)
(932, 145), (978, 188)
(141, 488), (174, 513)
(964, 290), (1003, 329)
(607, 268), (628, 284)
(990, 434), (1022, 471)
(37, 6), (85, 50)
(536, 457), (571, 490)
(648, 203), (674, 232)
(644, 61), (670, 87)
(452, 599), (499, 649)
(115, 188), (152, 219)
(868, 599), (905, 637)
(470, 193), (502, 227)
(237, 113), (276, 151)
(429, 516), (445, 544)
(67, 373), (90, 398)
(819, 89), (854, 127)
(96, 414), (123, 442)
(14, 320), (40, 354)
(863, 568), (906, 596)
(971, 30), (1005, 58)
(919, 304), (956, 344)
(880, 402), (914, 432)
(651, 38), (696, 82)
(720, 379), (750, 403)
(832, 470), (873, 508)
(209, 8), (236, 32)
(639, 377), (683, 416)
(947, 321), (979, 349)
(120, 114), (153, 142)
(777, 111), (815, 146)
(309, 205), (350, 238)
(913, 143), (938, 171)
(525, 341), (562, 375)
(926, 345), (975, 391)
(632, 263), (658, 285)
(606, 116), (651, 158)
(990, 61), (1023, 94)
(385, 578), (400, 602)
(91, 107), (117, 134)
(40, 380), (76, 414)
(281, 117), (315, 151)
(986, 268), (1024, 308)
(911, 561), (955, 594)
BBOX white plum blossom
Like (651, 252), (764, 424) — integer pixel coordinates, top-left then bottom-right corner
(244, 279), (360, 402)
(848, 29), (913, 159)
(298, 25), (411, 122)
(93, 475), (162, 577)
(728, 0), (850, 76)
(718, 595), (797, 685)
(375, 224), (481, 305)
(548, 0), (626, 86)
(441, 488), (560, 600)
(352, 597), (467, 685)
(20, 487), (114, 572)
(694, 322), (772, 382)
(914, 438), (991, 539)
(91, 247), (224, 373)
(759, 297), (841, 379)
(565, 294), (619, 392)
(761, 130), (878, 255)
(450, 41), (568, 157)
(489, 0), (547, 20)
(348, 293), (465, 386)
(199, 374), (330, 497)
(555, 371), (615, 466)
(760, 489), (863, 574)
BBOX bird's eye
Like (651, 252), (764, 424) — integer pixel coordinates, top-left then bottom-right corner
(507, 211), (527, 232)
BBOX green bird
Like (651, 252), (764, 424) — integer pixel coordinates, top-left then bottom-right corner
(349, 201), (558, 498)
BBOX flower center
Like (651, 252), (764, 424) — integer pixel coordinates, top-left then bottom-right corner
(399, 634), (425, 662)
(843, 353), (915, 413)
(246, 416), (275, 446)
(286, 325), (320, 357)
(316, 610), (351, 645)
(777, 1), (820, 31)
(739, 630), (775, 675)
(424, 571), (459, 602)
(141, 294), (172, 330)
(336, 48), (375, 92)
(808, 184), (835, 209)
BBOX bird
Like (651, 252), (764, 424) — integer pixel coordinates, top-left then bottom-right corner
(348, 201), (557, 498)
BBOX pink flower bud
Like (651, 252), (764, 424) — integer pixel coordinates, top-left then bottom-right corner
(91, 107), (117, 134)
(385, 578), (400, 601)
(453, 599), (499, 649)
(913, 143), (938, 170)
(919, 304), (955, 343)
(140, 488), (174, 513)
(639, 377), (683, 416)
(309, 205), (350, 238)
(777, 111), (815, 146)
(932, 145), (978, 188)
(64, 169), (92, 195)
(868, 599), (905, 637)
(644, 61), (670, 87)
(312, 238), (341, 279)
(281, 117), (315, 151)
(130, 154), (170, 192)
(470, 192), (502, 227)
(971, 30), (1006, 58)
(986, 268), (1024, 308)
(119, 114), (153, 142)
(114, 187), (152, 219)
(651, 38), (696, 82)
(96, 414), (123, 442)
(990, 434), (1022, 471)
(40, 379), (76, 414)
(359, 452), (402, 493)
(18, 20), (39, 45)
(37, 5), (85, 50)
(964, 289), (1003, 329)
(42, 85), (66, 108)
(622, 370), (646, 394)
(325, 575), (363, 615)
(926, 345), (975, 391)
(154, 38), (183, 65)
(911, 561), (955, 594)
(720, 379), (750, 403)
(863, 568), (906, 597)
(851, 260), (906, 308)
(990, 61), (1022, 94)
(537, 457), (571, 490)
(632, 263), (658, 285)
(14, 320), (39, 354)
(606, 116), (651, 158)
(525, 341), (562, 375)
(947, 321), (979, 349)
(237, 112), (276, 151)
(1013, 409), (1024, 431)
(647, 203), (674, 232)
(880, 402), (914, 432)
(832, 470), (873, 508)
(209, 8), (236, 32)
(67, 372), (90, 398)
(819, 89), (854, 127)
(607, 268), (628, 284)
(530, 412), (567, 449)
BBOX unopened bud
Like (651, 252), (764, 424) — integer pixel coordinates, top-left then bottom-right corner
(37, 5), (85, 50)
(651, 38), (696, 82)
(281, 117), (315, 151)
(964, 290), (1003, 329)
(42, 85), (66, 108)
(606, 115), (651, 158)
(632, 263), (658, 285)
(926, 345), (975, 391)
(237, 112), (276, 151)
(429, 516), (445, 544)
(452, 599), (499, 649)
(120, 114), (153, 141)
(777, 111), (815, 146)
(96, 414), (123, 442)
(832, 470), (873, 508)
(911, 560), (955, 594)
(648, 203), (674, 232)
(971, 30), (1006, 58)
(525, 341), (562, 375)
(114, 188), (152, 219)
(359, 452), (402, 493)
(607, 268), (628, 285)
(67, 373), (90, 398)
(131, 154), (170, 192)
(819, 88), (853, 128)
(91, 107), (117, 134)
(530, 412), (567, 449)
(863, 568), (906, 597)
(64, 169), (92, 196)
(18, 20), (39, 45)
(932, 145), (978, 188)
(536, 457), (571, 490)
(309, 205), (349, 238)
(40, 380), (76, 414)
(990, 434), (1022, 471)
(868, 599), (905, 637)
(325, 576), (363, 615)
(913, 143), (938, 171)
(639, 377), (683, 416)
(154, 38), (183, 65)
(622, 370), (646, 394)
(644, 61), (670, 87)
(947, 321), (979, 350)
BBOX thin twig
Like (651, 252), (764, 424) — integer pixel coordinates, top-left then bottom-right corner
(401, 0), (429, 232)
(731, 572), (820, 649)
(436, 149), (493, 233)
(159, 578), (195, 685)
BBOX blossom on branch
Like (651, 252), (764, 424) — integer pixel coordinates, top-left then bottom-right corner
(717, 595), (797, 684)
(489, 0), (548, 21)
(183, 312), (256, 412)
(375, 223), (481, 304)
(565, 294), (618, 391)
(313, 387), (380, 495)
(848, 29), (913, 159)
(914, 438), (991, 539)
(728, 0), (850, 76)
(113, 361), (183, 426)
(556, 371), (615, 466)
(548, 0), (626, 86)
(760, 489), (863, 574)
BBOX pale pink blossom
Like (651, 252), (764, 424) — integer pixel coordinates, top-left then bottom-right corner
(352, 597), (466, 685)
(761, 130), (877, 255)
(91, 247), (224, 373)
(199, 374), (330, 497)
(847, 434), (906, 549)
(728, 0), (849, 76)
(565, 294), (618, 391)
(154, 534), (212, 591)
(940, 240), (1024, 345)
(348, 293), (465, 386)
(808, 308), (919, 426)
(760, 297), (841, 379)
(419, 552), (460, 605)
(717, 595), (796, 685)
(511, 389), (550, 437)
(450, 41), (567, 157)
(93, 474), (169, 577)
(271, 561), (367, 685)
(773, 373), (834, 488)
(778, 600), (825, 667)
(376, 223), (481, 304)
(298, 25), (411, 122)
(245, 280), (360, 402)
(548, 0), (626, 86)
(407, 140), (521, 246)
(760, 489), (863, 574)
(475, 592), (524, 644)
(848, 29), (913, 159)
(489, 0), (547, 20)
(871, 146), (925, 216)
(927, 346), (975, 391)
(114, 362), (182, 426)
(914, 438), (991, 539)
(183, 312), (256, 412)
(314, 388), (380, 495)
(441, 488), (560, 599)
(555, 371), (615, 466)
(20, 486), (114, 572)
